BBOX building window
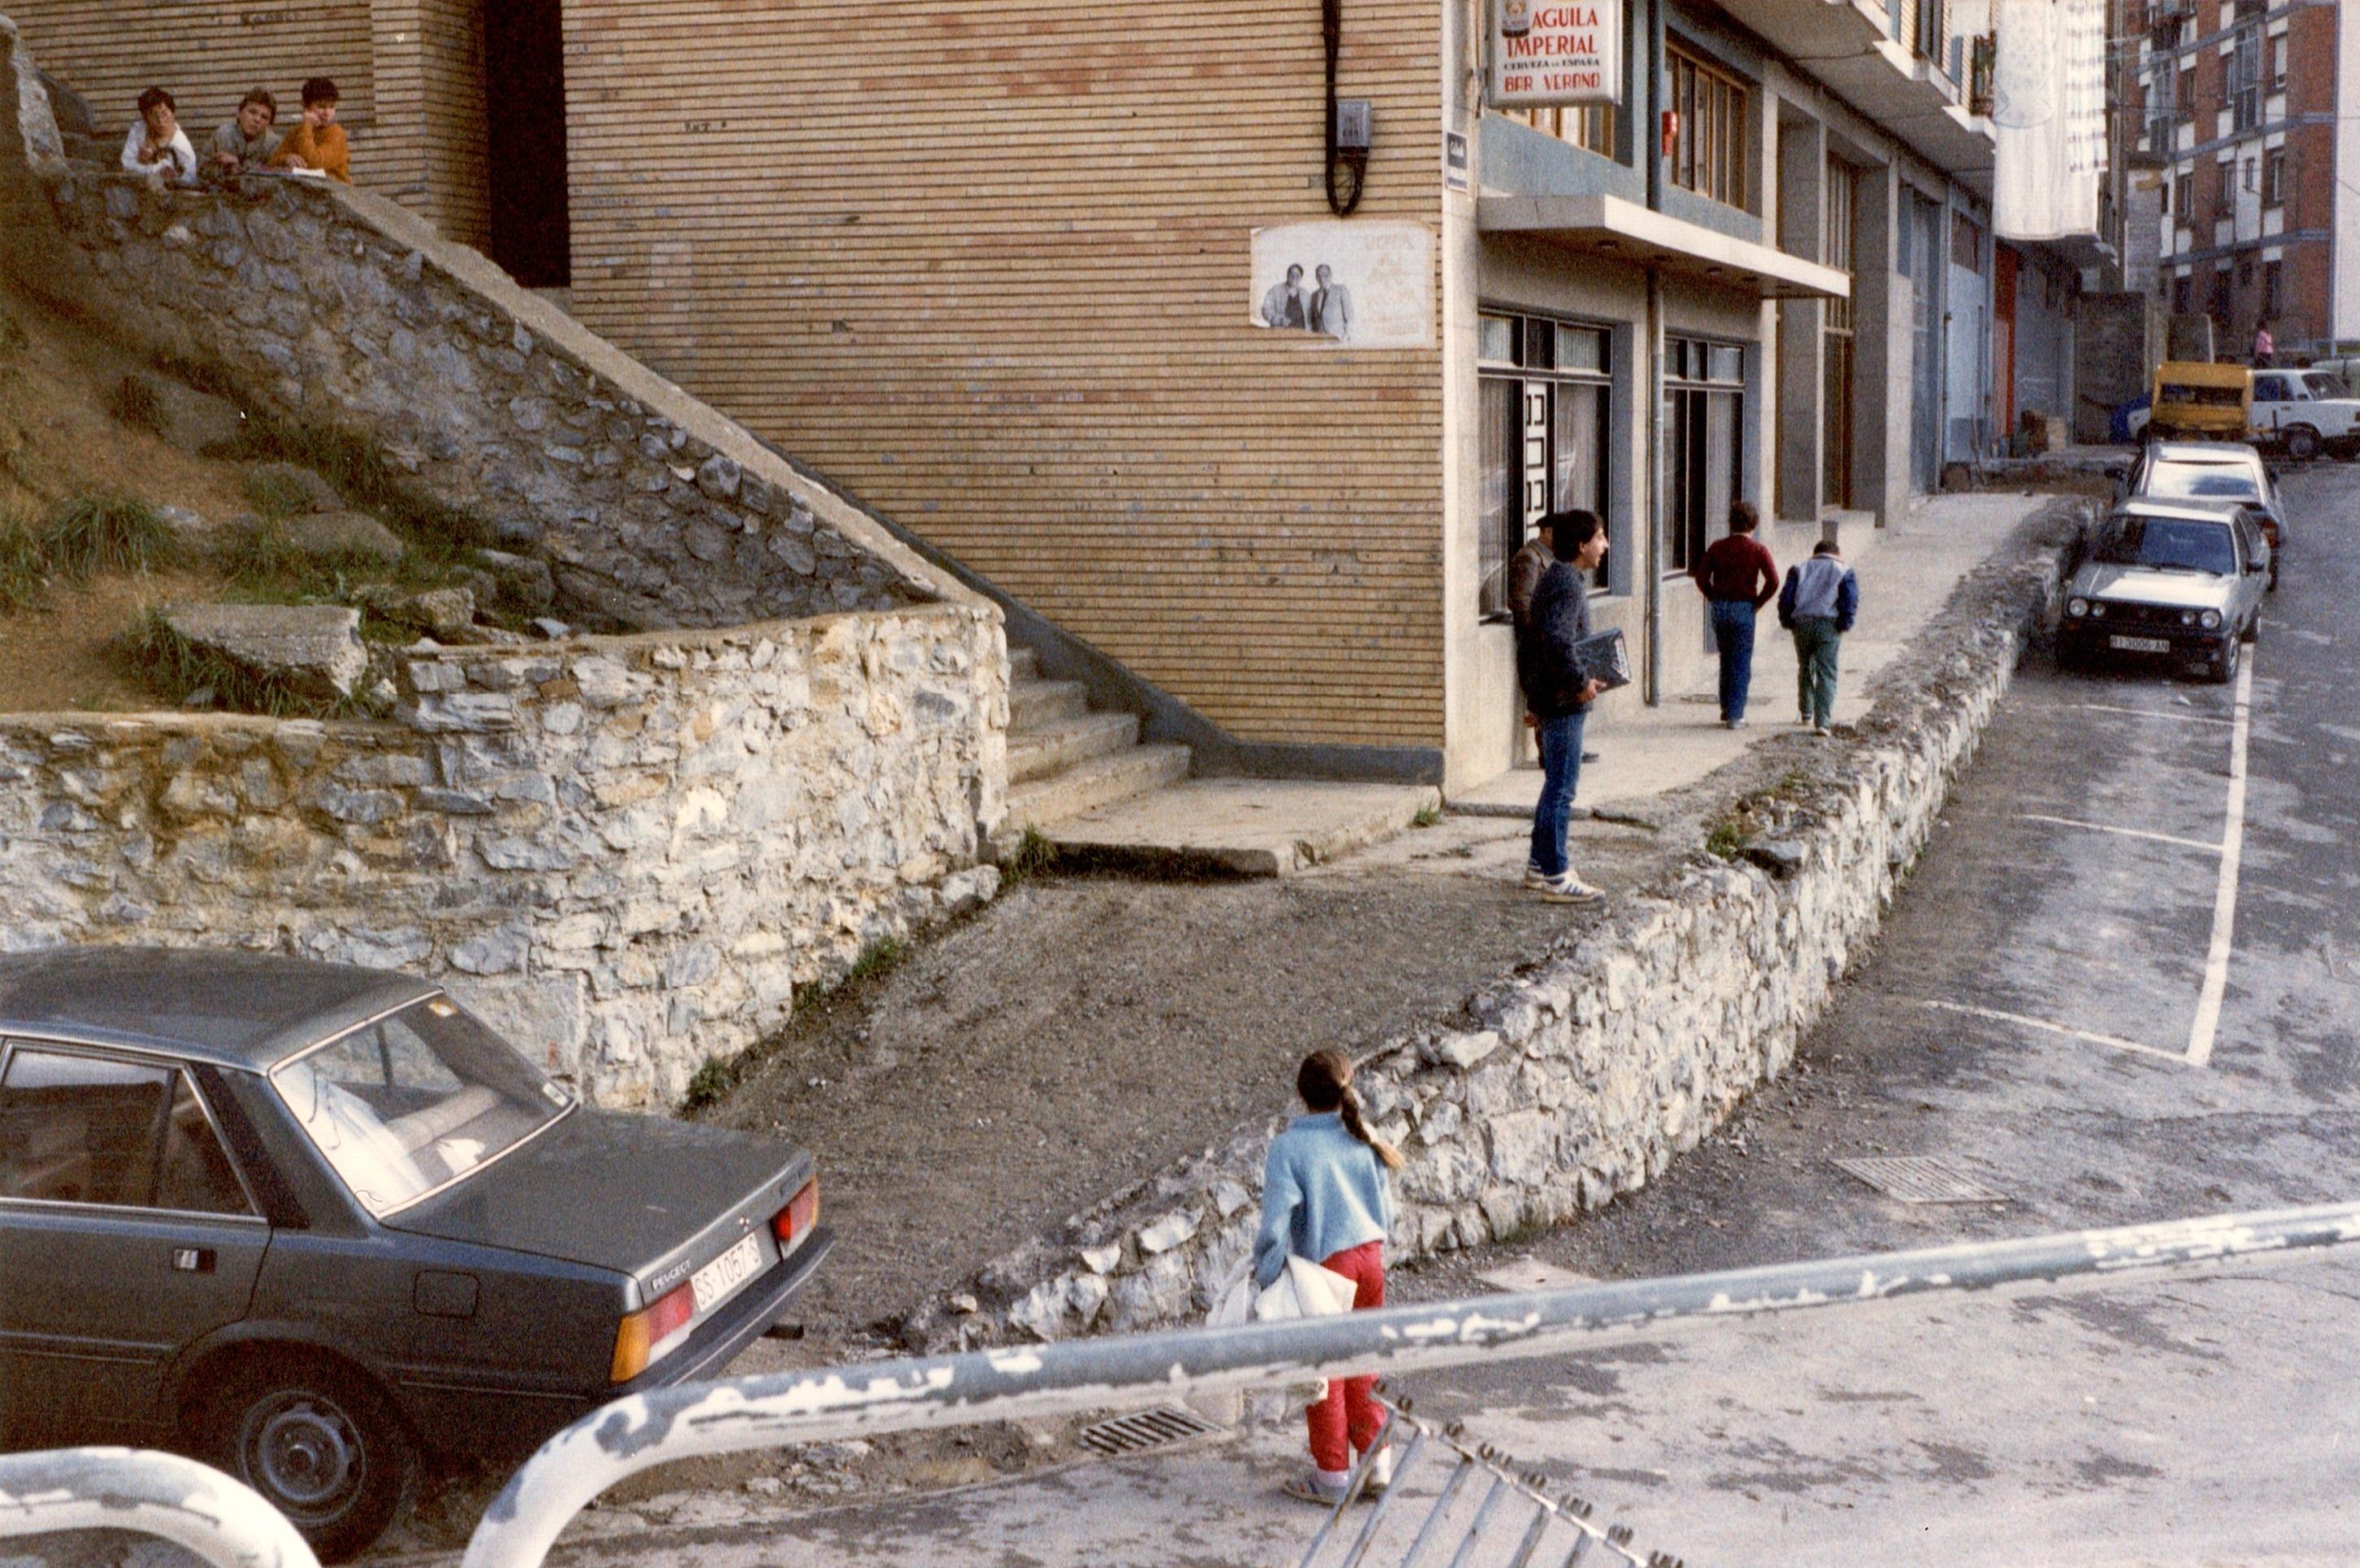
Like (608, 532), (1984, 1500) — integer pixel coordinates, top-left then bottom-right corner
(2229, 25), (2262, 132)
(1661, 338), (1743, 578)
(1667, 45), (1748, 209)
(2178, 63), (2196, 121)
(2270, 31), (2288, 92)
(1507, 102), (1617, 159)
(2262, 259), (2284, 320)
(2172, 272), (2193, 315)
(2173, 168), (2193, 223)
(1477, 313), (1616, 617)
(2262, 147), (2286, 208)
(2208, 268), (2232, 325)
(1824, 158), (1859, 511)
(1950, 212), (1985, 273)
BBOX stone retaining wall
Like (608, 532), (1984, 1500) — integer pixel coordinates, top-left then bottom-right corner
(916, 504), (2085, 1348)
(0, 604), (1007, 1109)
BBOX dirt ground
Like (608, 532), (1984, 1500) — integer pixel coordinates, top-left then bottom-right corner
(0, 276), (249, 710)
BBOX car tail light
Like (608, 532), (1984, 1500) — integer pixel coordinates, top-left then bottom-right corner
(770, 1179), (819, 1252)
(610, 1282), (696, 1383)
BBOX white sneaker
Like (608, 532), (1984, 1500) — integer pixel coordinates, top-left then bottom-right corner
(1521, 863), (1552, 889)
(1533, 872), (1603, 904)
(1364, 1445), (1395, 1492)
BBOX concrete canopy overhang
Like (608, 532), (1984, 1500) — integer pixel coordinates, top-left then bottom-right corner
(1713, 0), (1996, 193)
(1477, 193), (1851, 301)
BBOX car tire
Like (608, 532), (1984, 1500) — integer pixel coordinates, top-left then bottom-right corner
(2268, 556), (2280, 592)
(2241, 611), (2260, 645)
(199, 1356), (419, 1563)
(2284, 425), (2322, 461)
(2210, 635), (2241, 685)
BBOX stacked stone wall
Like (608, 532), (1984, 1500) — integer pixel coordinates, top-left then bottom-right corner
(0, 606), (1006, 1108)
(916, 506), (2084, 1347)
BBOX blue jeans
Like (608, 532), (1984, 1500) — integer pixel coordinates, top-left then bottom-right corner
(1708, 600), (1758, 721)
(1527, 708), (1588, 878)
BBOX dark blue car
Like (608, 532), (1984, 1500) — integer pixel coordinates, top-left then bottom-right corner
(0, 948), (831, 1560)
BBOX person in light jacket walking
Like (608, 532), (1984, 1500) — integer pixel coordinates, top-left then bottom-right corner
(1256, 1050), (1404, 1507)
(1777, 539), (1859, 734)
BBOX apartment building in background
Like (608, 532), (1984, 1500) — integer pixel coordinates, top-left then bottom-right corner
(2133, 0), (2360, 357)
(14, 2), (2015, 792)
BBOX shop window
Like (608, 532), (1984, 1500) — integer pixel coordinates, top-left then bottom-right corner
(1666, 45), (1748, 210)
(1507, 102), (1618, 159)
(1477, 312), (1616, 617)
(1661, 338), (1743, 578)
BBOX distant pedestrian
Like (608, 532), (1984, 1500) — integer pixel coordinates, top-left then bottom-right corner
(1690, 500), (1778, 728)
(1778, 539), (1859, 734)
(1517, 509), (1611, 902)
(1506, 515), (1555, 626)
(1257, 1049), (1404, 1507)
(2254, 322), (2275, 369)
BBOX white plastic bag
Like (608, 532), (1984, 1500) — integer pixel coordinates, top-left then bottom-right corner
(1206, 1258), (1255, 1328)
(1251, 1254), (1362, 1406)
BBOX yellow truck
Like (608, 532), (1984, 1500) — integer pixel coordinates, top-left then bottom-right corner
(2147, 362), (2251, 444)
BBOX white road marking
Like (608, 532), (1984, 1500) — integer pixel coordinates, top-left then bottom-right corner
(1920, 999), (2191, 1066)
(2015, 813), (2224, 855)
(2056, 700), (2235, 727)
(2186, 655), (2257, 1068)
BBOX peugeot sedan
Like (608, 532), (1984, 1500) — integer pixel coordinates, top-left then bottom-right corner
(0, 948), (832, 1560)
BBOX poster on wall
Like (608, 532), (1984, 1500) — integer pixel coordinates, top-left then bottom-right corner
(1489, 2), (1622, 109)
(1248, 221), (1434, 349)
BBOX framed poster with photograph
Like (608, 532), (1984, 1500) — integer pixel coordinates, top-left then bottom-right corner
(1247, 221), (1434, 349)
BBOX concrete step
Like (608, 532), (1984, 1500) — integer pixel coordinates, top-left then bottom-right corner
(1009, 710), (1142, 785)
(1009, 678), (1089, 732)
(1004, 743), (1192, 834)
(1009, 646), (1040, 682)
(1038, 779), (1443, 877)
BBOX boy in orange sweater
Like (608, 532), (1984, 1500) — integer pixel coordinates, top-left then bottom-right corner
(269, 77), (350, 182)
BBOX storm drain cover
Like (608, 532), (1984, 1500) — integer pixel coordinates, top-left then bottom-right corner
(1833, 1156), (2008, 1204)
(1076, 1405), (1223, 1458)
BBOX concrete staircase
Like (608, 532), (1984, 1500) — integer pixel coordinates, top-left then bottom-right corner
(1002, 647), (1191, 834)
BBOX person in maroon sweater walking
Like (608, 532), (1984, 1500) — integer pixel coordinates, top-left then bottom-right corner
(1690, 501), (1779, 728)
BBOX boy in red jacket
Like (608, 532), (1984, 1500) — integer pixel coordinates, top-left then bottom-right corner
(1690, 500), (1779, 728)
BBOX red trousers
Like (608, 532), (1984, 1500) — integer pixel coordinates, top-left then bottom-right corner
(1306, 1240), (1386, 1473)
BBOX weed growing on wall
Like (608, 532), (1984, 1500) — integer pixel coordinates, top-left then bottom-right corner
(39, 496), (175, 580)
(0, 509), (47, 613)
(122, 608), (386, 720)
(215, 418), (492, 557)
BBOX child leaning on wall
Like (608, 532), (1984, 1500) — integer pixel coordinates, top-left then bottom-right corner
(120, 87), (197, 186)
(269, 76), (351, 183)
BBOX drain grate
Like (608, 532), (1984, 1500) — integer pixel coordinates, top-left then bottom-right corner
(1833, 1155), (2008, 1204)
(1076, 1404), (1223, 1458)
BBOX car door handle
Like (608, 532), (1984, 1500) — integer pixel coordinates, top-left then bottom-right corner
(171, 1248), (217, 1274)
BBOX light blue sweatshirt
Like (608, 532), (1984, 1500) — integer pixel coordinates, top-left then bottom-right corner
(1253, 1111), (1396, 1289)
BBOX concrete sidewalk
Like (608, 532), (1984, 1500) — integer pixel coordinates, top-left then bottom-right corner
(1452, 492), (2045, 821)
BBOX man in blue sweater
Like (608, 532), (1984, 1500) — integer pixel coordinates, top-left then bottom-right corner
(1777, 539), (1859, 734)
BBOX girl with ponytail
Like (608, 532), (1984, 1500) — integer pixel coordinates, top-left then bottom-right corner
(1254, 1049), (1404, 1506)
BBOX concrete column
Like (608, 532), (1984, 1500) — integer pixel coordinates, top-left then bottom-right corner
(1775, 108), (1826, 524)
(1851, 162), (1910, 529)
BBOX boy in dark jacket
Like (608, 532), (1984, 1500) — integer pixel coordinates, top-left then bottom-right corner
(1777, 539), (1859, 734)
(1690, 500), (1778, 728)
(1516, 510), (1611, 903)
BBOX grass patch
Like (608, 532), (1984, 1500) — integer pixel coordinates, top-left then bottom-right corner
(105, 375), (167, 437)
(679, 1054), (744, 1115)
(123, 607), (382, 719)
(844, 935), (908, 987)
(40, 496), (175, 580)
(1412, 803), (1444, 829)
(998, 825), (1059, 886)
(1704, 821), (1746, 861)
(243, 466), (318, 520)
(0, 510), (47, 613)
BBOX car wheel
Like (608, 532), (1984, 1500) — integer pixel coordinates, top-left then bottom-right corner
(2284, 425), (2322, 461)
(2268, 556), (2280, 592)
(201, 1358), (419, 1562)
(2241, 611), (2260, 645)
(2210, 635), (2241, 685)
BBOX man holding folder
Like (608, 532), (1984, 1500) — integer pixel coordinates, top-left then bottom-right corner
(1516, 510), (1620, 904)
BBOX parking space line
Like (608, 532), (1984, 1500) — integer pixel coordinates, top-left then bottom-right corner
(1920, 1000), (2191, 1066)
(2187, 655), (2257, 1068)
(2055, 700), (2236, 727)
(2015, 813), (2223, 855)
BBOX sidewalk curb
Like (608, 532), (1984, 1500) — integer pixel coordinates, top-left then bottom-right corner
(908, 499), (2092, 1353)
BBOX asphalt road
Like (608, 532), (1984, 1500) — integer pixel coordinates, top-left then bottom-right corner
(1386, 458), (2360, 1566)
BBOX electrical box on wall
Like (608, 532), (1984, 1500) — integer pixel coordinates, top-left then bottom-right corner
(1335, 99), (1373, 154)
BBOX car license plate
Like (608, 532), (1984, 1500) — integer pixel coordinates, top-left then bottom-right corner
(2109, 635), (2171, 653)
(691, 1232), (763, 1315)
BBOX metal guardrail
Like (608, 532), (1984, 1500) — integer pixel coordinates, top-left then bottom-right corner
(462, 1198), (2360, 1568)
(0, 1445), (319, 1568)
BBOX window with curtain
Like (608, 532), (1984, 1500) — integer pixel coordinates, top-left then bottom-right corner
(1667, 45), (1748, 209)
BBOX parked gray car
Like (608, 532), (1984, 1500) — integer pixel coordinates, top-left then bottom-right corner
(2060, 500), (2268, 684)
(0, 948), (831, 1560)
(2125, 440), (2286, 590)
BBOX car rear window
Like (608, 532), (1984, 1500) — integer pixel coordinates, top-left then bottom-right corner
(271, 997), (570, 1216)
(2143, 464), (2258, 503)
(2097, 517), (2236, 576)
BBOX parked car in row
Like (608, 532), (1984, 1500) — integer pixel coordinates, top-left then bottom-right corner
(2061, 499), (2268, 684)
(0, 949), (832, 1561)
(2124, 440), (2286, 590)
(2137, 362), (2360, 460)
